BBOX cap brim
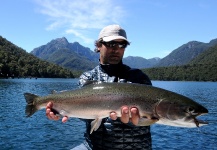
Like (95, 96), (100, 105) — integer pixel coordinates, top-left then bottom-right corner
(103, 36), (130, 45)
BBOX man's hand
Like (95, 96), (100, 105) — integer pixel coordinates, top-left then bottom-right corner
(110, 106), (140, 125)
(46, 102), (139, 124)
(46, 102), (68, 123)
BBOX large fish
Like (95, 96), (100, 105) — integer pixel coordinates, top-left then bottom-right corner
(24, 82), (208, 134)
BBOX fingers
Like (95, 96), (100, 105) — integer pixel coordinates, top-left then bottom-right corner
(62, 116), (68, 123)
(110, 106), (140, 125)
(46, 102), (60, 121)
(130, 107), (140, 125)
(110, 111), (118, 120)
(120, 106), (140, 125)
(46, 102), (69, 122)
(120, 106), (130, 123)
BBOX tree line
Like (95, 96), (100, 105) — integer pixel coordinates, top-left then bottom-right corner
(0, 36), (74, 78)
(143, 63), (216, 81)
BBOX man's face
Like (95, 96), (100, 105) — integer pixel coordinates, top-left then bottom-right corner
(98, 39), (127, 64)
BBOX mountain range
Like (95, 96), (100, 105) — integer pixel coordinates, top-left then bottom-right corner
(31, 37), (217, 71)
(123, 56), (161, 69)
(31, 37), (99, 71)
(1, 35), (216, 80)
(155, 38), (217, 67)
(31, 37), (161, 70)
(0, 36), (74, 78)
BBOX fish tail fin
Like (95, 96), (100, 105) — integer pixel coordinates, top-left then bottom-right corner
(24, 93), (39, 117)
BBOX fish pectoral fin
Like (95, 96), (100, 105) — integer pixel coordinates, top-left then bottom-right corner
(137, 116), (159, 126)
(90, 118), (102, 134)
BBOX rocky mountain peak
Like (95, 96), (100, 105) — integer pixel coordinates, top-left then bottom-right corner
(49, 37), (69, 48)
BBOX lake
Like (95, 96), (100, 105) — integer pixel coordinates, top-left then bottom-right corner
(0, 78), (216, 150)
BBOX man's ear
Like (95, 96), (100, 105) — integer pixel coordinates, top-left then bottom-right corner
(97, 44), (102, 52)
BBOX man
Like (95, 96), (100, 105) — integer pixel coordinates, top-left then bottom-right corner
(46, 25), (152, 150)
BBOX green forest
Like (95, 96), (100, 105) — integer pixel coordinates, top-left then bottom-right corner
(143, 64), (216, 81)
(0, 36), (74, 78)
(143, 44), (217, 81)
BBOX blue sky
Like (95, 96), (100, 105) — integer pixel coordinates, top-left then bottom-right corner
(1, 0), (217, 59)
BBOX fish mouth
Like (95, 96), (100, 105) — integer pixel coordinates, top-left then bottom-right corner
(185, 104), (208, 127)
(193, 113), (208, 127)
(194, 117), (208, 127)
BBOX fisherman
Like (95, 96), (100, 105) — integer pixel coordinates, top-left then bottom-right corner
(46, 24), (152, 150)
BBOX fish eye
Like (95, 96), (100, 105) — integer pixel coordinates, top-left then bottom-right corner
(188, 107), (194, 112)
(187, 106), (197, 114)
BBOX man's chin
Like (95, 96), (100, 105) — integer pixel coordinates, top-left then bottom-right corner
(108, 59), (121, 64)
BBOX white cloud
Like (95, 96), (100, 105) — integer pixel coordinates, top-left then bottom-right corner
(34, 0), (125, 43)
(65, 29), (93, 43)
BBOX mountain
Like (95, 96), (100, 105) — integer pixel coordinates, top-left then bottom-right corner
(31, 37), (161, 70)
(123, 56), (160, 69)
(143, 43), (217, 81)
(0, 36), (74, 78)
(189, 44), (217, 65)
(31, 37), (99, 71)
(31, 37), (217, 72)
(155, 38), (217, 67)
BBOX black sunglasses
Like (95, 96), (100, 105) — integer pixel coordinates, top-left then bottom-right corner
(100, 41), (128, 48)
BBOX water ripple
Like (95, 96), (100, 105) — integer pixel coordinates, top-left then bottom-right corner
(0, 79), (216, 149)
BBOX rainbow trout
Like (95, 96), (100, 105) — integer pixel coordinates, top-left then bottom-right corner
(24, 82), (208, 134)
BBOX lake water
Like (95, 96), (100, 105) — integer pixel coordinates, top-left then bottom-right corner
(0, 78), (216, 150)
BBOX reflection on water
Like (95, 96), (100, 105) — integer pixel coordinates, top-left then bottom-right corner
(0, 79), (216, 149)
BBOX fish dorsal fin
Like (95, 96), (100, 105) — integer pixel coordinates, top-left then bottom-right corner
(90, 118), (102, 134)
(51, 90), (68, 94)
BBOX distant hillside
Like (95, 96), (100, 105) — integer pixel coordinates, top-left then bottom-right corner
(31, 37), (99, 71)
(189, 44), (217, 65)
(0, 36), (74, 78)
(123, 56), (160, 69)
(155, 38), (217, 67)
(143, 44), (217, 81)
(30, 37), (217, 76)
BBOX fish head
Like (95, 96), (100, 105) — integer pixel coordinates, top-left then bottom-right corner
(155, 96), (208, 128)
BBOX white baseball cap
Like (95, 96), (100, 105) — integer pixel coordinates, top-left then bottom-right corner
(98, 24), (130, 44)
